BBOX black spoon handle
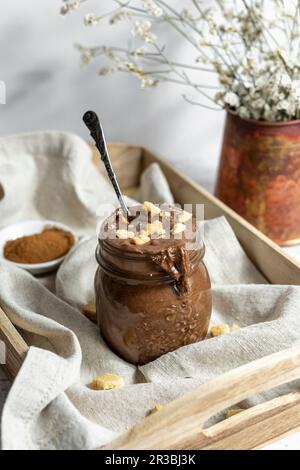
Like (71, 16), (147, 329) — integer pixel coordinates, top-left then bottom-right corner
(83, 110), (129, 217)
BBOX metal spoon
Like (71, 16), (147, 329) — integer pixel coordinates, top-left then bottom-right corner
(83, 110), (130, 218)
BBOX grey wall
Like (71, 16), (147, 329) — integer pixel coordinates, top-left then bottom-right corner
(0, 0), (225, 192)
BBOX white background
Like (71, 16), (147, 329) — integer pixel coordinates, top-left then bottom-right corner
(0, 0), (299, 450)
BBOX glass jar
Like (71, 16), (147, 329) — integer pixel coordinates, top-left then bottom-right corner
(95, 236), (212, 365)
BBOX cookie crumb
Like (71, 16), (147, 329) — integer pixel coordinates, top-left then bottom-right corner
(210, 324), (230, 337)
(173, 223), (186, 235)
(130, 234), (150, 245)
(231, 323), (240, 332)
(82, 304), (97, 323)
(91, 373), (124, 390)
(116, 229), (135, 239)
(150, 404), (163, 415)
(147, 220), (165, 236)
(178, 210), (192, 223)
(143, 201), (161, 215)
(226, 409), (244, 418)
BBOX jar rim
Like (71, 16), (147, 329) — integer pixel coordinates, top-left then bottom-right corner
(96, 238), (205, 283)
(99, 237), (204, 260)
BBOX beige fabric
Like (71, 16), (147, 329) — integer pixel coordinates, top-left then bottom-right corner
(0, 132), (300, 450)
(0, 131), (113, 233)
(134, 162), (174, 205)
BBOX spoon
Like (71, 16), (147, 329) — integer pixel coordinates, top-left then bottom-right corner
(83, 110), (130, 218)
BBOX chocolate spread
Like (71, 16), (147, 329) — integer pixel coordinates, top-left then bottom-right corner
(95, 203), (212, 365)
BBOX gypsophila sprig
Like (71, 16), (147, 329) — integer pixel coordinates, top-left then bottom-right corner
(62, 0), (300, 120)
(84, 14), (101, 26)
(142, 0), (163, 17)
(60, 0), (81, 16)
(131, 20), (157, 43)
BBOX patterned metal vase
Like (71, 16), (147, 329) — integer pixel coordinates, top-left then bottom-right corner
(215, 110), (300, 246)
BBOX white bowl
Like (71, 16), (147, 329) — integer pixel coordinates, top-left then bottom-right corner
(0, 220), (77, 275)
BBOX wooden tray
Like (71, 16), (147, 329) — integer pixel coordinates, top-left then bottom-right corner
(1, 143), (300, 450)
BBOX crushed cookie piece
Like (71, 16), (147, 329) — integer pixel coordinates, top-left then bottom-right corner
(231, 323), (240, 332)
(226, 409), (244, 418)
(116, 229), (135, 239)
(150, 404), (163, 415)
(130, 234), (150, 245)
(91, 373), (124, 390)
(82, 303), (97, 323)
(210, 324), (230, 337)
(178, 210), (192, 223)
(147, 220), (165, 236)
(173, 222), (186, 235)
(143, 201), (161, 215)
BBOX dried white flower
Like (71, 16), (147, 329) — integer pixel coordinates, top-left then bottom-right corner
(277, 100), (289, 111)
(252, 98), (266, 110)
(60, 0), (80, 15)
(141, 77), (158, 88)
(70, 0), (300, 121)
(84, 13), (100, 26)
(181, 8), (197, 23)
(110, 11), (132, 24)
(239, 106), (251, 119)
(255, 76), (268, 89)
(75, 45), (98, 68)
(224, 92), (240, 108)
(142, 0), (163, 18)
(132, 47), (146, 56)
(125, 62), (145, 75)
(278, 73), (292, 89)
(98, 66), (117, 76)
(131, 20), (156, 44)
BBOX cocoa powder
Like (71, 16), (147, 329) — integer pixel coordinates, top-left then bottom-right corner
(4, 227), (75, 264)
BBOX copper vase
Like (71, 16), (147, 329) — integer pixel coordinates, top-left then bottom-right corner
(215, 110), (300, 246)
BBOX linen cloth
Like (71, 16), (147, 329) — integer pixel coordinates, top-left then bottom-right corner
(0, 132), (300, 450)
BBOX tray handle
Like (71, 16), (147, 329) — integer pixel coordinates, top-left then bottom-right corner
(0, 306), (28, 380)
(1, 305), (300, 449)
(103, 345), (300, 450)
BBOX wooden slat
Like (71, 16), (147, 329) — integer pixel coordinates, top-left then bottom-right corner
(103, 345), (300, 450)
(142, 148), (300, 285)
(0, 307), (28, 380)
(204, 392), (300, 450)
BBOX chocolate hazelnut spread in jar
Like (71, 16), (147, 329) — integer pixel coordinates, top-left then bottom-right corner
(95, 202), (212, 365)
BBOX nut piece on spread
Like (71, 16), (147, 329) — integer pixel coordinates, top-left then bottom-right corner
(210, 324), (230, 337)
(149, 404), (163, 415)
(91, 373), (124, 390)
(147, 220), (165, 236)
(82, 303), (97, 323)
(116, 229), (135, 239)
(130, 234), (151, 245)
(143, 201), (161, 215)
(178, 210), (192, 223)
(173, 223), (186, 235)
(231, 323), (240, 332)
(226, 409), (244, 418)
